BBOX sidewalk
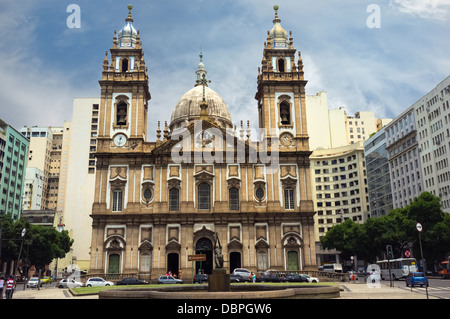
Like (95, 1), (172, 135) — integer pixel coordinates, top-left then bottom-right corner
(338, 281), (438, 299)
(10, 282), (436, 300)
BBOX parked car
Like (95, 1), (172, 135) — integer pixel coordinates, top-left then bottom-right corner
(158, 275), (183, 284)
(259, 273), (284, 282)
(230, 274), (247, 283)
(116, 277), (149, 285)
(42, 276), (53, 284)
(285, 274), (309, 283)
(27, 277), (42, 288)
(300, 274), (319, 283)
(406, 272), (429, 288)
(85, 277), (114, 287)
(193, 274), (208, 284)
(348, 271), (359, 281)
(57, 278), (84, 288)
(232, 268), (252, 280)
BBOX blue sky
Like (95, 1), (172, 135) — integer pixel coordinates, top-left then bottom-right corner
(1, 0), (449, 137)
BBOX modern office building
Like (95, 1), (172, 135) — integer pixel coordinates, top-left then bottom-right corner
(385, 106), (423, 209)
(0, 119), (29, 220)
(413, 75), (450, 213)
(364, 127), (393, 218)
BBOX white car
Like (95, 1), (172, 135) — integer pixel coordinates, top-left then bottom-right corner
(27, 277), (42, 288)
(58, 278), (84, 288)
(300, 274), (319, 283)
(232, 268), (252, 280)
(85, 277), (114, 287)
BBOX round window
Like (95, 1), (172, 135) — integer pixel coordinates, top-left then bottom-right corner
(143, 187), (153, 201)
(255, 187), (265, 200)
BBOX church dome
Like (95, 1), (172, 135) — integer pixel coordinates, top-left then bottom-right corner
(169, 54), (233, 130)
(170, 85), (233, 130)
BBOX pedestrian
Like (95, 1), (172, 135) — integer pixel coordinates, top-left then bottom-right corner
(0, 277), (4, 299)
(253, 273), (256, 283)
(5, 276), (15, 299)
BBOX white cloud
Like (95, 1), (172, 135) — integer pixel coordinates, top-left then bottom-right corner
(389, 0), (450, 20)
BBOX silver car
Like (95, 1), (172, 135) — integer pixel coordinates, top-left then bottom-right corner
(57, 278), (84, 288)
(158, 275), (183, 284)
(27, 277), (42, 288)
(85, 277), (114, 287)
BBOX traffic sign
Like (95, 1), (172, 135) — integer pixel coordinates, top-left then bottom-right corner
(416, 223), (422, 232)
(404, 250), (411, 258)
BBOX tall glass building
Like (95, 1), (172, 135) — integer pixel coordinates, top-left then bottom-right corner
(364, 127), (393, 218)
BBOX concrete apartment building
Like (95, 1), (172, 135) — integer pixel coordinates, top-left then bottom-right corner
(413, 75), (450, 212)
(305, 92), (389, 267)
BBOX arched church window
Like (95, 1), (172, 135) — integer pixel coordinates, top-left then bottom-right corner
(116, 101), (128, 126)
(278, 58), (285, 72)
(198, 183), (211, 210)
(121, 58), (129, 72)
(169, 188), (179, 211)
(280, 101), (291, 125)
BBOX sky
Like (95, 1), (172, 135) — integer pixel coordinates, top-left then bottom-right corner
(0, 0), (449, 139)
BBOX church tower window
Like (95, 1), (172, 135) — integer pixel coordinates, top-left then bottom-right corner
(277, 58), (285, 72)
(115, 101), (128, 126)
(280, 101), (291, 125)
(121, 58), (129, 72)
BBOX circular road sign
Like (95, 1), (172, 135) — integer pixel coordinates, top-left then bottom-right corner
(404, 250), (411, 258)
(416, 223), (423, 232)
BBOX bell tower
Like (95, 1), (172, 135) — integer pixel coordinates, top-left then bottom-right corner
(97, 5), (151, 151)
(255, 6), (309, 151)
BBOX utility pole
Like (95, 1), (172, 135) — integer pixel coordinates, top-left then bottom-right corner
(416, 223), (429, 299)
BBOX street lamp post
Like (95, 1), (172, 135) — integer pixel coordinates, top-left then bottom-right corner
(15, 228), (26, 281)
(416, 223), (428, 299)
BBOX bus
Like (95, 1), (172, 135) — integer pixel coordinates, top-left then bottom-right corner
(322, 263), (343, 273)
(376, 258), (417, 280)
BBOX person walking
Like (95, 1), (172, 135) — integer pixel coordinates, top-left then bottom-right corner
(5, 276), (15, 299)
(0, 277), (4, 299)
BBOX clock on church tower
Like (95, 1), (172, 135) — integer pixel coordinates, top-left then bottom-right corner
(97, 5), (151, 152)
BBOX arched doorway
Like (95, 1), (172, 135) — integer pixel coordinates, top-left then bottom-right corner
(167, 253), (179, 277)
(229, 252), (241, 273)
(195, 238), (213, 274)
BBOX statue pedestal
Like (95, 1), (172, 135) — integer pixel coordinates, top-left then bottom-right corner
(208, 268), (230, 292)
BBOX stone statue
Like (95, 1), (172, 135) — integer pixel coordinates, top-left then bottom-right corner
(214, 232), (224, 269)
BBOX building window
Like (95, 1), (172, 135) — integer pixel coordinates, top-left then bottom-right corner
(121, 58), (129, 72)
(112, 189), (123, 212)
(169, 188), (179, 211)
(229, 187), (239, 211)
(284, 188), (294, 209)
(277, 58), (285, 72)
(198, 183), (210, 210)
(142, 186), (153, 203)
(116, 101), (128, 126)
(255, 186), (265, 201)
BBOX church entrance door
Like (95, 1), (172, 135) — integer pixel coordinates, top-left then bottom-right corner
(287, 251), (299, 271)
(108, 254), (120, 274)
(167, 253), (179, 277)
(229, 252), (241, 273)
(195, 238), (213, 274)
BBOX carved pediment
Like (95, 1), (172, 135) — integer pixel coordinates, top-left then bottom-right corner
(166, 240), (181, 252)
(227, 238), (243, 250)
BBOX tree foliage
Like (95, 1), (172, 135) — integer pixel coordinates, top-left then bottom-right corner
(320, 192), (450, 268)
(0, 215), (73, 271)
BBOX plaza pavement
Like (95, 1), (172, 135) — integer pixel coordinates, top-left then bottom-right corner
(9, 281), (436, 300)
